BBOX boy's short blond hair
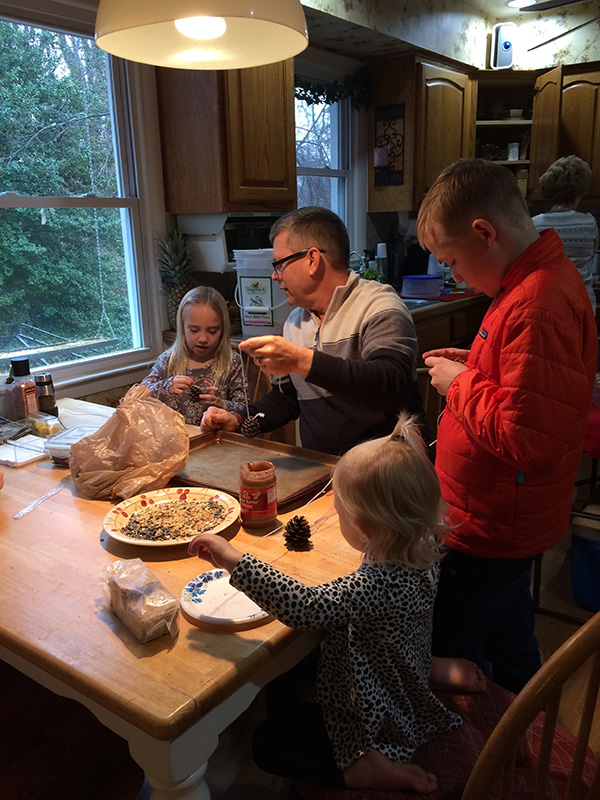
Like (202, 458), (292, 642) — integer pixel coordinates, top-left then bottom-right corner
(417, 158), (531, 246)
(332, 413), (447, 569)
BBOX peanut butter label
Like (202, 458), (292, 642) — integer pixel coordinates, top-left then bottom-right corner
(240, 484), (277, 517)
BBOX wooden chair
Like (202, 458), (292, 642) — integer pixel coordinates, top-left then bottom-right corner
(294, 610), (600, 800)
(461, 609), (600, 800)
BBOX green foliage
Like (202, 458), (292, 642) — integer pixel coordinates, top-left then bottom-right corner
(156, 231), (194, 288)
(361, 267), (381, 282)
(0, 20), (133, 370)
(294, 67), (372, 110)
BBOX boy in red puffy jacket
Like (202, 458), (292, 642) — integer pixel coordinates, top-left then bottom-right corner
(418, 158), (597, 692)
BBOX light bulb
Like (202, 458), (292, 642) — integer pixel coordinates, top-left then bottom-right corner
(174, 16), (227, 40)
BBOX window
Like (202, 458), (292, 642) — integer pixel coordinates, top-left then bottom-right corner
(294, 50), (367, 257)
(0, 14), (163, 389)
(295, 95), (350, 220)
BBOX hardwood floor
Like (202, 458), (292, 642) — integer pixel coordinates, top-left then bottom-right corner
(135, 517), (599, 799)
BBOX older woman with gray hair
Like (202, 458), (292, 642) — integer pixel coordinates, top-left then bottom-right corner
(532, 155), (598, 313)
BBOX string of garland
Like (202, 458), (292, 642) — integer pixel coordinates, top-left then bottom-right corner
(294, 66), (372, 109)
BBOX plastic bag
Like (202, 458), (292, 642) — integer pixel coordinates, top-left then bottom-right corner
(70, 384), (189, 500)
(103, 558), (180, 643)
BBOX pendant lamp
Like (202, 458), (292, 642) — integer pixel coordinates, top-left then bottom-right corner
(95, 0), (309, 69)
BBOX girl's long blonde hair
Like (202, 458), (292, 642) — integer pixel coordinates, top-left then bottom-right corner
(332, 413), (447, 569)
(167, 287), (232, 385)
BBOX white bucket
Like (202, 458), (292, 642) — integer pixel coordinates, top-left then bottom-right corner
(233, 249), (290, 338)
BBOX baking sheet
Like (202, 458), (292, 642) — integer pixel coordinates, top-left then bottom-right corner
(178, 432), (337, 507)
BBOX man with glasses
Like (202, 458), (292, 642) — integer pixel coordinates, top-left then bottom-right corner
(202, 206), (426, 455)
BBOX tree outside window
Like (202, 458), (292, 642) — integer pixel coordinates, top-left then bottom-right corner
(295, 92), (349, 222)
(0, 21), (143, 373)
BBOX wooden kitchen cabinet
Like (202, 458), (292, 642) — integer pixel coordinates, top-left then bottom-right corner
(368, 55), (476, 212)
(155, 60), (297, 214)
(528, 62), (600, 203)
(560, 67), (600, 199)
(414, 63), (477, 204)
(412, 294), (491, 363)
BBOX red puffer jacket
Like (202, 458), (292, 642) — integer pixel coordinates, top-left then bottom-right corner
(436, 229), (598, 559)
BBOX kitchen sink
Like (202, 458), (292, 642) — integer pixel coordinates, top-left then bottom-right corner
(401, 298), (440, 310)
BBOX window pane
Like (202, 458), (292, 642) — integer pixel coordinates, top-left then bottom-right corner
(0, 206), (136, 371)
(0, 21), (118, 198)
(297, 175), (346, 217)
(295, 99), (332, 169)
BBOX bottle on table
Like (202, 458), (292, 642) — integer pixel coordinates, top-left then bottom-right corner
(10, 357), (38, 420)
(35, 373), (58, 416)
(239, 460), (277, 528)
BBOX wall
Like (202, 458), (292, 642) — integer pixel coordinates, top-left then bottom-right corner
(303, 0), (600, 69)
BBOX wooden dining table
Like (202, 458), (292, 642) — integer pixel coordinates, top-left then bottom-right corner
(0, 399), (357, 799)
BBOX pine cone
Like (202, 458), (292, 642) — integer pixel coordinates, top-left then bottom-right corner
(189, 384), (201, 400)
(284, 515), (312, 551)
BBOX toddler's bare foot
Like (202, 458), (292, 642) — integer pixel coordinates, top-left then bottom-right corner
(343, 748), (437, 793)
(430, 656), (486, 693)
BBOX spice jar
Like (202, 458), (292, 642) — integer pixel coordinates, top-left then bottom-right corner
(10, 357), (38, 419)
(35, 373), (58, 416)
(239, 460), (277, 528)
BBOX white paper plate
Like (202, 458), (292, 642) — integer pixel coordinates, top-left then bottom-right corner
(181, 569), (270, 625)
(103, 487), (240, 547)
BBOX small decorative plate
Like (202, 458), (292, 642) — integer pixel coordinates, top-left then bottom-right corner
(180, 569), (270, 625)
(103, 487), (240, 547)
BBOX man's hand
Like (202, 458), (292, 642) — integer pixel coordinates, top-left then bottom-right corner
(239, 335), (314, 377)
(172, 375), (193, 394)
(423, 356), (469, 396)
(188, 534), (242, 573)
(201, 406), (240, 432)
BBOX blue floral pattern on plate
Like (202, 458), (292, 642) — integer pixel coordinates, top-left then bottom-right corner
(180, 569), (269, 625)
(182, 569), (225, 604)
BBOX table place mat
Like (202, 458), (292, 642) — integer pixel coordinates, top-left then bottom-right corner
(178, 432), (338, 507)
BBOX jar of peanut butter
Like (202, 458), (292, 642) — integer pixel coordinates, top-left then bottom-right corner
(239, 460), (277, 528)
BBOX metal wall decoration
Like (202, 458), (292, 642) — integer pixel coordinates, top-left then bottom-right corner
(374, 103), (405, 186)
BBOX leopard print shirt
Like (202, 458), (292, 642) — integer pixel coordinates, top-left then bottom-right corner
(230, 553), (462, 769)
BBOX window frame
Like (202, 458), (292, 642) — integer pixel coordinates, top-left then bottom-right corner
(0, 9), (166, 397)
(294, 47), (367, 258)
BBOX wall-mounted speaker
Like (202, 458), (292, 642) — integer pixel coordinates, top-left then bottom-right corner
(491, 22), (516, 70)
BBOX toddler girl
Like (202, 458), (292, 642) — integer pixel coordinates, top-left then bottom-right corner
(189, 413), (464, 793)
(142, 287), (247, 425)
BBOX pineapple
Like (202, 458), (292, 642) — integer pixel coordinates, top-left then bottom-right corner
(156, 231), (195, 329)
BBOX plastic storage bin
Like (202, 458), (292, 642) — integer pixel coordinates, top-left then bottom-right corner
(44, 425), (101, 466)
(401, 274), (441, 299)
(233, 249), (289, 338)
(571, 512), (600, 611)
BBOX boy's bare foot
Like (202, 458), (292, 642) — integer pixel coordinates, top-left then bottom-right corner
(430, 656), (487, 693)
(343, 748), (437, 793)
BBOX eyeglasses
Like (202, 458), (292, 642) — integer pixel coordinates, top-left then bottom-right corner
(271, 248), (326, 275)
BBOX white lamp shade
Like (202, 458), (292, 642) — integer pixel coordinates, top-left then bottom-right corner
(95, 0), (309, 69)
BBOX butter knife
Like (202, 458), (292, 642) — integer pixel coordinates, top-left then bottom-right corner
(14, 485), (64, 519)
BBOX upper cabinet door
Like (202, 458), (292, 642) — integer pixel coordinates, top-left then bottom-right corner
(225, 61), (297, 208)
(561, 69), (600, 200)
(528, 66), (562, 203)
(414, 63), (476, 204)
(156, 60), (297, 214)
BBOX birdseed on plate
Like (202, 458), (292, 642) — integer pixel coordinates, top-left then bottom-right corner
(120, 498), (227, 542)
